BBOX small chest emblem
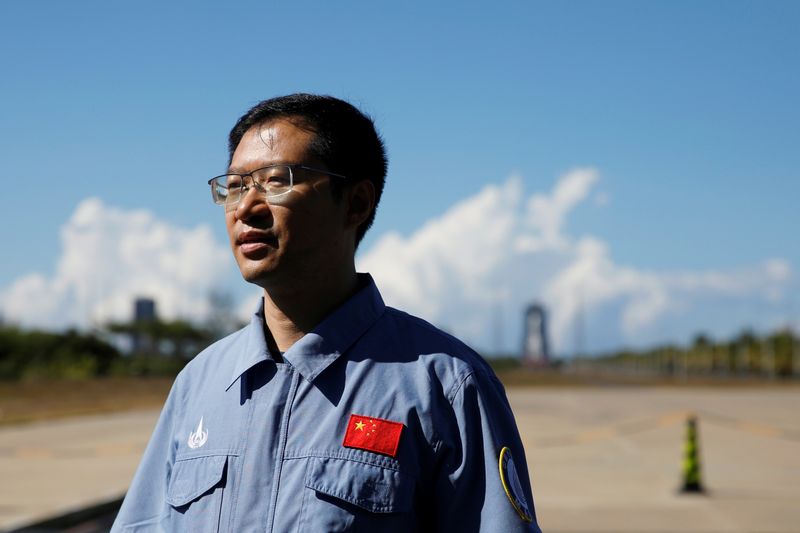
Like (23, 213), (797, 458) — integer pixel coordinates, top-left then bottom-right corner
(187, 417), (208, 449)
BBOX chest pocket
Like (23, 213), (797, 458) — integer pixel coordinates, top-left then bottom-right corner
(165, 454), (229, 533)
(299, 456), (415, 532)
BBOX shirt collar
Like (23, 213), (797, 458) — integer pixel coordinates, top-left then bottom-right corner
(226, 273), (386, 389)
(283, 273), (386, 383)
(226, 301), (274, 390)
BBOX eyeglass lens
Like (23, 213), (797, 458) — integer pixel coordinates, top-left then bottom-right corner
(212, 166), (294, 206)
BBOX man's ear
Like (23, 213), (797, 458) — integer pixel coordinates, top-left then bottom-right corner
(344, 180), (375, 230)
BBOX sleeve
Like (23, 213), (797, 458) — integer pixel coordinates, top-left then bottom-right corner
(432, 370), (542, 533)
(111, 376), (182, 532)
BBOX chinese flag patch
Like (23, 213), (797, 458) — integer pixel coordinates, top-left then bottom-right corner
(343, 414), (404, 457)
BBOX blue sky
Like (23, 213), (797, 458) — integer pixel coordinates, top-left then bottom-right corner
(1, 1), (798, 355)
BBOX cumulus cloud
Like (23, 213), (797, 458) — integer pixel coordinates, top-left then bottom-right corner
(358, 169), (793, 353)
(1, 177), (793, 356)
(0, 198), (231, 329)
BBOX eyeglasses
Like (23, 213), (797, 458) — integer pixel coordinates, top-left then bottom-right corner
(208, 164), (348, 206)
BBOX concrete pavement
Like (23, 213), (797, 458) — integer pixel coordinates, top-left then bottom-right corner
(1, 387), (798, 532)
(511, 388), (800, 532)
(0, 410), (158, 532)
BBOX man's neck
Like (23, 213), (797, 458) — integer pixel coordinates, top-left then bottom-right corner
(261, 268), (360, 353)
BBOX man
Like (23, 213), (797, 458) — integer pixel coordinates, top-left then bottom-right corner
(112, 94), (542, 532)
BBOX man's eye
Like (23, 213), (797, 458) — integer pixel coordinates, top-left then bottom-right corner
(226, 176), (243, 188)
(265, 174), (290, 185)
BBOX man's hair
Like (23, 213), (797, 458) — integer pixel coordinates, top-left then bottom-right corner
(228, 93), (387, 247)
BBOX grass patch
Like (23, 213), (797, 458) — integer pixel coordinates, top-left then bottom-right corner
(495, 368), (800, 388)
(0, 377), (173, 426)
(1, 371), (796, 427)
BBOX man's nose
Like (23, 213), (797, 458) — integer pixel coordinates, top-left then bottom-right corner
(233, 185), (271, 219)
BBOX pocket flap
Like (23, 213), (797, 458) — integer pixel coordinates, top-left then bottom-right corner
(304, 457), (413, 514)
(166, 455), (227, 507)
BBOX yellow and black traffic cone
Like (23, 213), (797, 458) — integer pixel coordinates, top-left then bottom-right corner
(680, 414), (705, 493)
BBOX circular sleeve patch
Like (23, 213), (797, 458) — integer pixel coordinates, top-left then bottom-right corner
(498, 446), (533, 523)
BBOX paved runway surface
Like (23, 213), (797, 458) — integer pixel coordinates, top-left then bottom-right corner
(511, 388), (800, 533)
(1, 387), (798, 532)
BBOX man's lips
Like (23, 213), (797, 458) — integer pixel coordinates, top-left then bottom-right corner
(236, 230), (277, 257)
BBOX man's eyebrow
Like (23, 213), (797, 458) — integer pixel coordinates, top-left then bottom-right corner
(226, 163), (293, 174)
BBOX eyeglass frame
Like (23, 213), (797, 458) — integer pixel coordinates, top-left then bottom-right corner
(207, 164), (349, 206)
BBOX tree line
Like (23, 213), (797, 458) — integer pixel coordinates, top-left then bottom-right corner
(573, 328), (799, 379)
(0, 318), (225, 381)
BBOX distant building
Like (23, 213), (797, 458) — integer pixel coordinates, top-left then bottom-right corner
(132, 298), (157, 353)
(134, 298), (157, 323)
(522, 303), (550, 366)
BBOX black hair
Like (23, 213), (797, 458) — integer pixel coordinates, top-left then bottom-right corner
(228, 93), (387, 246)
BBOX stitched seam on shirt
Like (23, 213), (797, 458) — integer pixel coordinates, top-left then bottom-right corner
(226, 376), (254, 533)
(164, 461), (227, 502)
(174, 449), (240, 461)
(431, 371), (473, 463)
(289, 450), (400, 470)
(446, 370), (474, 405)
(282, 449), (402, 472)
(295, 477), (312, 533)
(265, 371), (300, 533)
(427, 370), (475, 491)
(303, 482), (395, 512)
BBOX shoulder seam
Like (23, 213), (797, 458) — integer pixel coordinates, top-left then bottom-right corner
(446, 370), (475, 406)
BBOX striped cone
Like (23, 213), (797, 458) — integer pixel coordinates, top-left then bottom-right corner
(680, 414), (705, 493)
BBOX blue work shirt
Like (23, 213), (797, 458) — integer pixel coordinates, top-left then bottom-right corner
(112, 275), (542, 532)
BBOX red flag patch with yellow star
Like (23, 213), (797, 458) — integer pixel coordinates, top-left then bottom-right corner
(343, 414), (404, 457)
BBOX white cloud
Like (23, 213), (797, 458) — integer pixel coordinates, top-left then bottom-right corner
(515, 167), (598, 252)
(0, 198), (231, 329)
(1, 179), (793, 356)
(359, 176), (524, 322)
(358, 169), (794, 354)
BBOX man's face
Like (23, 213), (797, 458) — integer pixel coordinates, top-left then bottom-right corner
(225, 119), (350, 289)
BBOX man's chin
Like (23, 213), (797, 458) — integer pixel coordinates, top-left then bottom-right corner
(240, 266), (294, 291)
(236, 253), (277, 282)
(238, 265), (274, 285)
(242, 274), (270, 287)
